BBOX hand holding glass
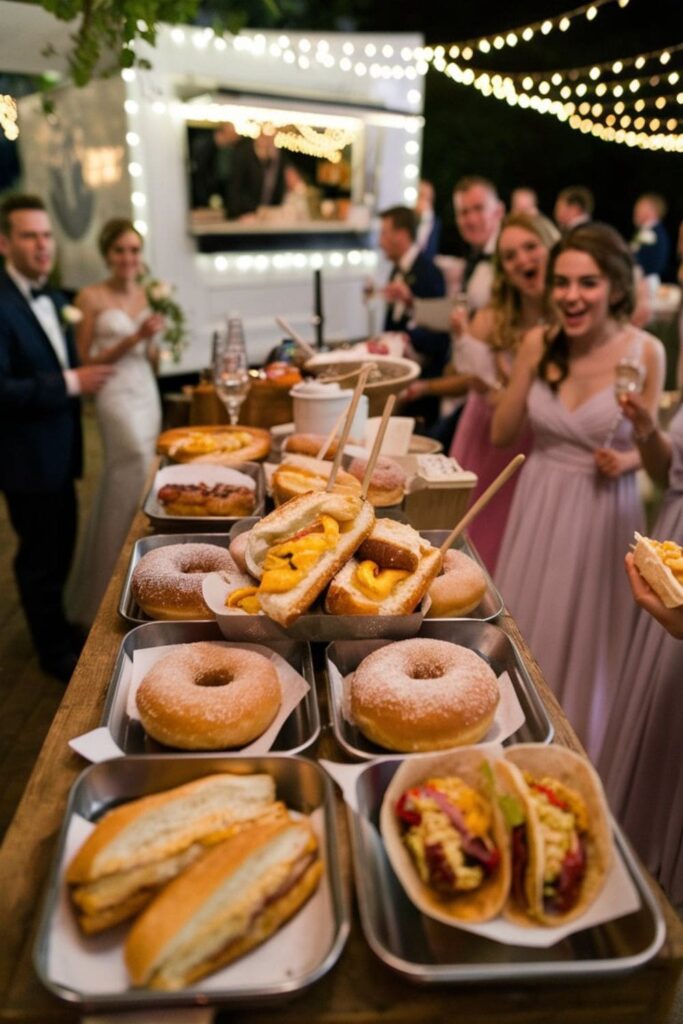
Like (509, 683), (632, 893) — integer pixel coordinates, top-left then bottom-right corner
(603, 358), (645, 447)
(213, 346), (250, 425)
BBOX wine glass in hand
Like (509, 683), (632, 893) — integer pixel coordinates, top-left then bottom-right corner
(614, 358), (645, 403)
(213, 345), (250, 425)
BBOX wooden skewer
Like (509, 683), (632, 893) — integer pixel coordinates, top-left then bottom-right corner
(360, 394), (396, 499)
(439, 453), (526, 555)
(316, 405), (350, 460)
(275, 316), (317, 361)
(326, 363), (374, 492)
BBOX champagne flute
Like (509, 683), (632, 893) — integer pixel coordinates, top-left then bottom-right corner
(603, 357), (645, 447)
(213, 344), (250, 425)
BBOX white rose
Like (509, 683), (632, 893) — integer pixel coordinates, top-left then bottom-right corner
(62, 304), (83, 325)
(148, 280), (172, 301)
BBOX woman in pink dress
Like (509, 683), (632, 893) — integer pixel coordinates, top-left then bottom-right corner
(599, 396), (683, 907)
(492, 224), (665, 763)
(449, 213), (559, 572)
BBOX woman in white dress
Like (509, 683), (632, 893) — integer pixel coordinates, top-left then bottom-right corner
(67, 219), (163, 627)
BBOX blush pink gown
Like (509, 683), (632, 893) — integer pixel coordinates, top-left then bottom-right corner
(598, 404), (683, 906)
(495, 378), (645, 764)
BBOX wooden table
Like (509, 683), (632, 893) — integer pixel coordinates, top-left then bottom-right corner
(1, 504), (682, 1023)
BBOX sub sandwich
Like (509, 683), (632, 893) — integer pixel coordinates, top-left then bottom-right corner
(66, 773), (283, 934)
(380, 750), (511, 923)
(245, 490), (375, 626)
(324, 518), (442, 616)
(500, 745), (613, 926)
(272, 454), (361, 504)
(125, 815), (322, 990)
(632, 532), (683, 608)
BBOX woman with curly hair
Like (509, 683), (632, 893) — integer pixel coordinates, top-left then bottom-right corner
(492, 223), (665, 762)
(446, 212), (559, 572)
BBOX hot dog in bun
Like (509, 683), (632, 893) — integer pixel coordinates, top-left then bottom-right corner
(245, 491), (375, 626)
(500, 745), (613, 926)
(632, 532), (683, 609)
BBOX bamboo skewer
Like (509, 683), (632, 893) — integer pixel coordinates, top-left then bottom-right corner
(275, 316), (317, 361)
(360, 395), (396, 499)
(326, 364), (374, 492)
(439, 453), (526, 555)
(316, 406), (350, 460)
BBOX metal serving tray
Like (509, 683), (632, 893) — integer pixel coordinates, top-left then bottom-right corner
(101, 621), (319, 755)
(143, 460), (265, 531)
(325, 620), (553, 760)
(346, 758), (665, 984)
(119, 533), (232, 624)
(34, 754), (349, 1011)
(421, 530), (504, 621)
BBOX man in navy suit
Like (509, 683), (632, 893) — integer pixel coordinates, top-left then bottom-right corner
(0, 194), (112, 681)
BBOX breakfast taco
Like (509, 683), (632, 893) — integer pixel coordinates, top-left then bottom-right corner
(500, 744), (613, 927)
(380, 749), (511, 924)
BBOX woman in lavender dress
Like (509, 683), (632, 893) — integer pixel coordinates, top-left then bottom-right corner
(599, 396), (683, 907)
(492, 224), (665, 763)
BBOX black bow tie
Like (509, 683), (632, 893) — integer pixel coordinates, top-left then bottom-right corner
(29, 285), (51, 301)
(463, 250), (492, 285)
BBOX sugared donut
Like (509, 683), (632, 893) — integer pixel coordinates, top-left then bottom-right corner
(351, 637), (499, 752)
(131, 543), (236, 620)
(347, 455), (406, 507)
(426, 549), (487, 618)
(136, 642), (281, 749)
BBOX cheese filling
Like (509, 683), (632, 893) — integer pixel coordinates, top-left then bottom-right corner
(259, 515), (340, 594)
(651, 538), (683, 583)
(226, 587), (261, 614)
(354, 560), (410, 601)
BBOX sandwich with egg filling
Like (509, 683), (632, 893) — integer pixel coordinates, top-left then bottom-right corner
(245, 491), (375, 626)
(632, 532), (683, 608)
(500, 744), (613, 926)
(156, 426), (271, 465)
(380, 750), (511, 923)
(125, 816), (322, 991)
(324, 519), (442, 615)
(272, 454), (361, 504)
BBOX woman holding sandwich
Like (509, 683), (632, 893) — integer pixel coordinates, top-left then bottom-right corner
(598, 395), (682, 908)
(491, 223), (665, 764)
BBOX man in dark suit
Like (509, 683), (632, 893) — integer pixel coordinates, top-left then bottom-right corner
(227, 135), (286, 220)
(372, 205), (450, 430)
(0, 194), (112, 681)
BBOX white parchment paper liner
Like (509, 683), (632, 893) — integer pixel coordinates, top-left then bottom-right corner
(328, 659), (524, 752)
(69, 641), (309, 762)
(48, 807), (331, 995)
(321, 750), (641, 948)
(153, 463), (256, 496)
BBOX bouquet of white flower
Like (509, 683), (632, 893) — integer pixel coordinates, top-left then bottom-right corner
(144, 277), (187, 364)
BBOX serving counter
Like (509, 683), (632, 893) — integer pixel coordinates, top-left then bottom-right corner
(0, 501), (682, 1023)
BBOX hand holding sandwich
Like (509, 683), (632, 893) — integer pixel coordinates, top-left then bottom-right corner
(625, 551), (683, 639)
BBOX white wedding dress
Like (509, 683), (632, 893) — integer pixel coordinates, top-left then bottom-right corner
(67, 309), (161, 626)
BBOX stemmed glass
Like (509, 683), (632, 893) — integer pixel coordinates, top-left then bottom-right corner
(212, 336), (250, 426)
(603, 357), (645, 447)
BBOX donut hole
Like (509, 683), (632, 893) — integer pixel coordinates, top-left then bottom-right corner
(407, 660), (445, 681)
(194, 669), (234, 688)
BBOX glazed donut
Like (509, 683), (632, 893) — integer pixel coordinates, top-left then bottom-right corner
(229, 529), (252, 574)
(136, 642), (281, 749)
(347, 455), (406, 507)
(131, 543), (236, 620)
(351, 637), (499, 752)
(426, 549), (487, 618)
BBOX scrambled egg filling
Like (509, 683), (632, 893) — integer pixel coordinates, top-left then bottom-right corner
(226, 587), (260, 614)
(354, 560), (410, 601)
(259, 515), (340, 594)
(402, 777), (493, 893)
(524, 774), (588, 888)
(178, 430), (252, 455)
(652, 539), (683, 583)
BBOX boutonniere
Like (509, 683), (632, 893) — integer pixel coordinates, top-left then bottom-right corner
(61, 304), (83, 325)
(144, 277), (187, 365)
(635, 228), (657, 246)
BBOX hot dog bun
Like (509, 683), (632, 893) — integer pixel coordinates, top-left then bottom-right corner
(246, 491), (375, 626)
(66, 774), (281, 934)
(632, 532), (683, 608)
(325, 523), (442, 616)
(283, 432), (339, 459)
(125, 816), (322, 990)
(272, 454), (361, 504)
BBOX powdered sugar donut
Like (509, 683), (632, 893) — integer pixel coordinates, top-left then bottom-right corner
(136, 642), (281, 749)
(131, 543), (236, 619)
(426, 549), (487, 617)
(347, 455), (406, 507)
(351, 637), (499, 751)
